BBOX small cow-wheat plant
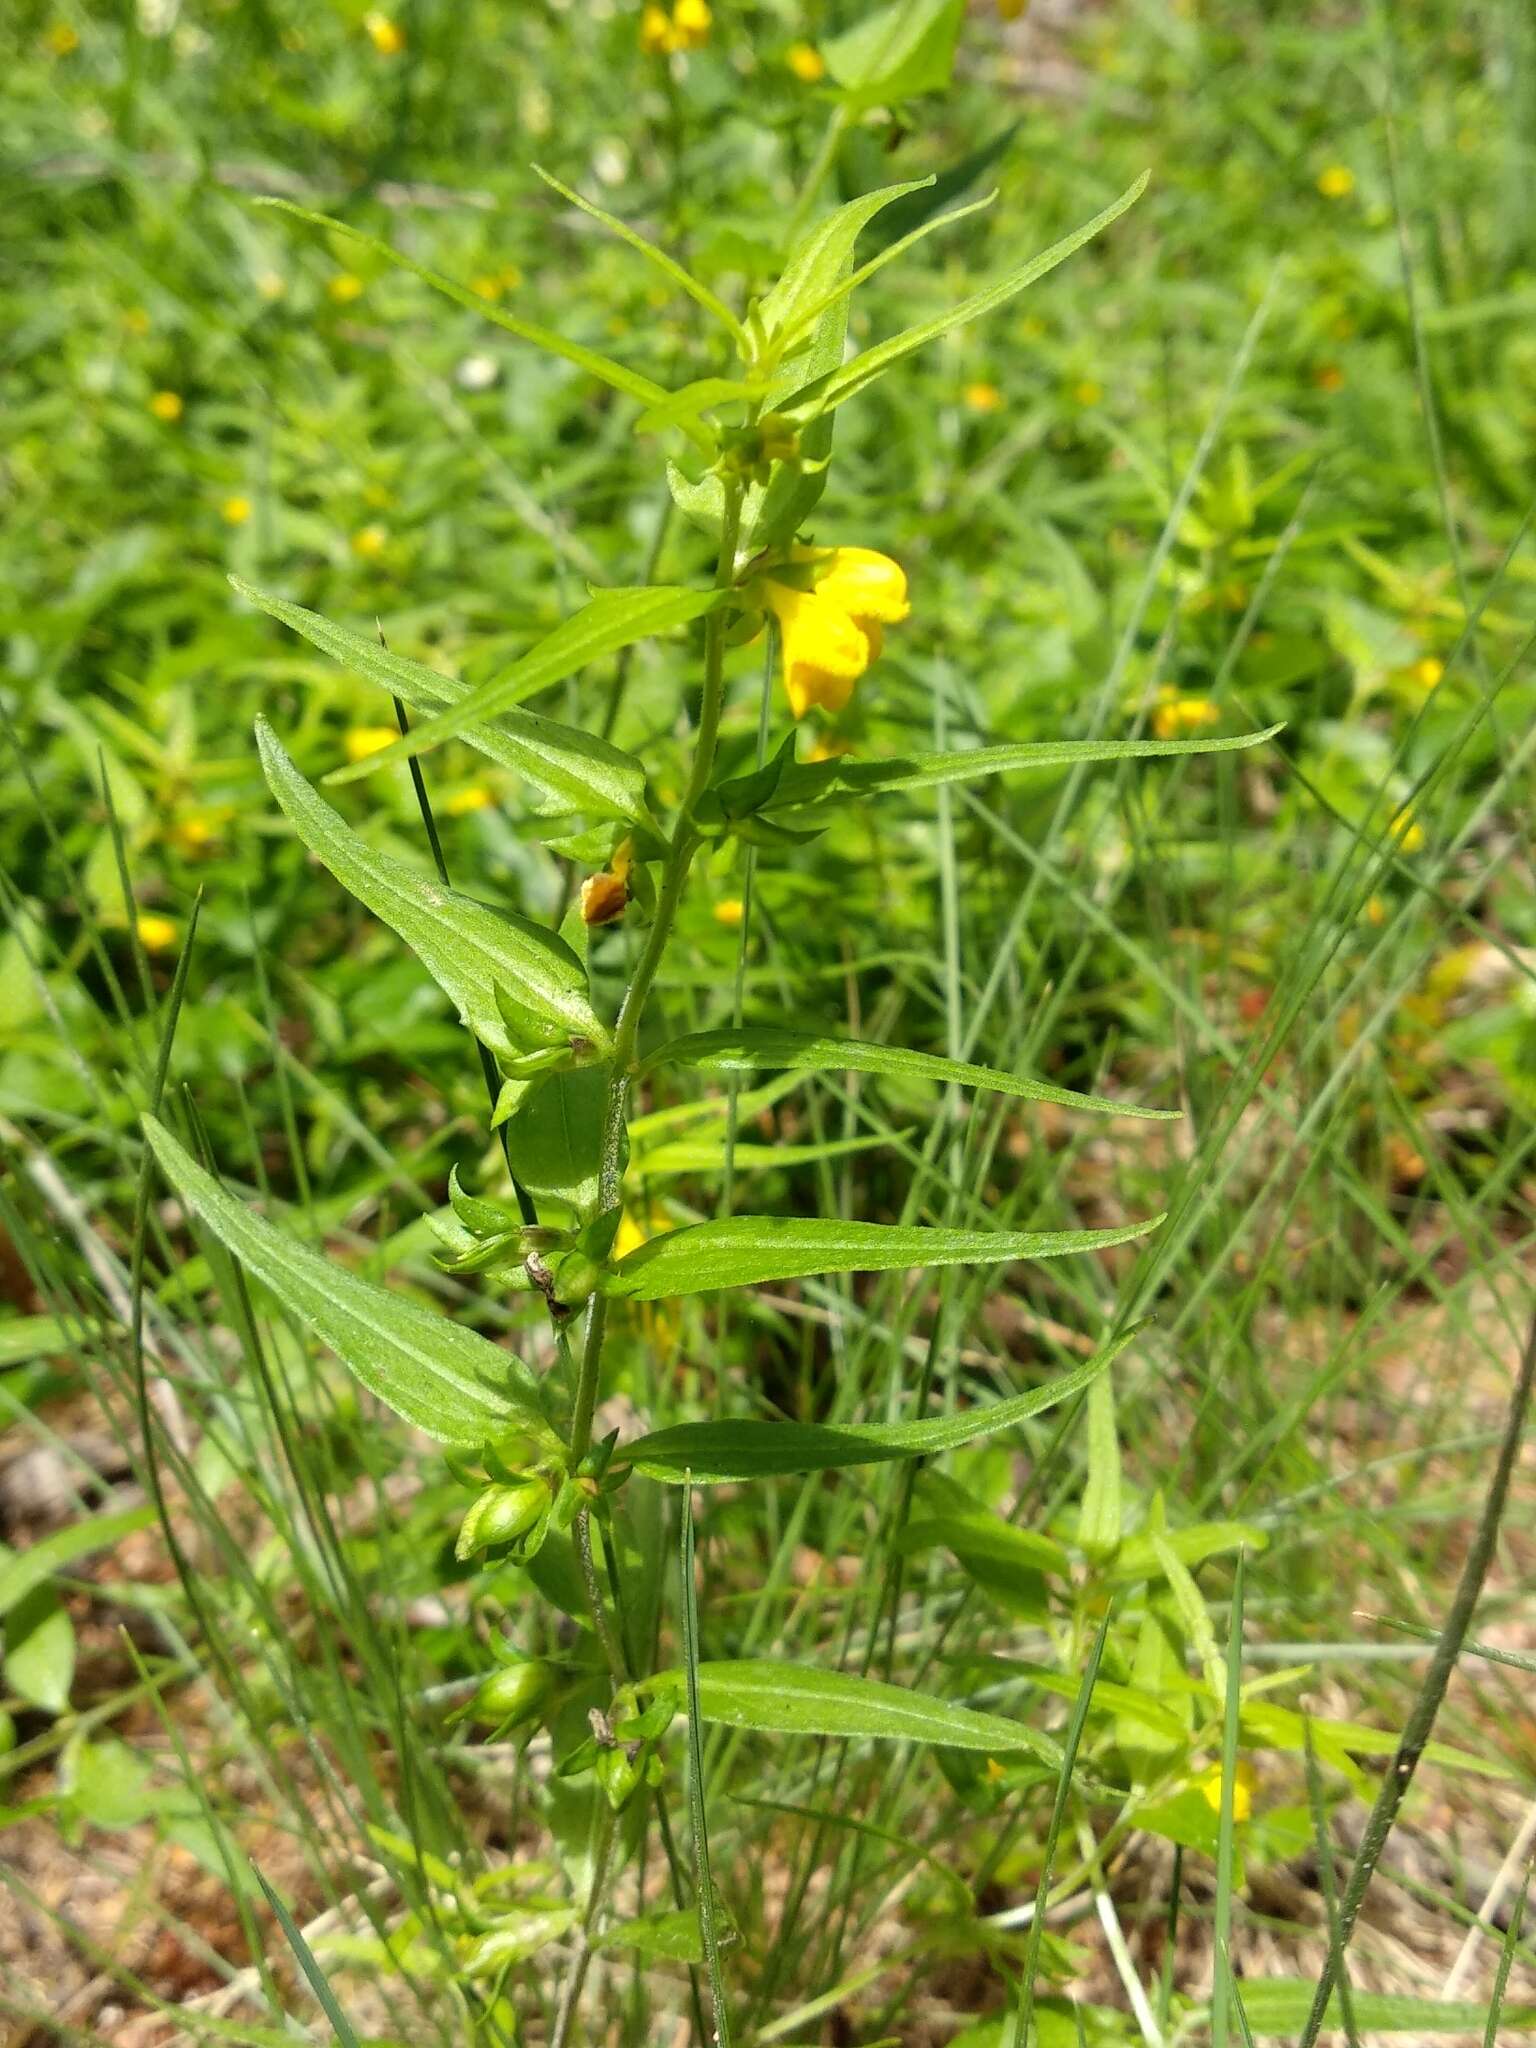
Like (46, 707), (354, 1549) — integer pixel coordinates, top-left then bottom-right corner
(143, 157), (1275, 2036)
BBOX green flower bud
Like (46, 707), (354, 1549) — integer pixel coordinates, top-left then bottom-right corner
(456, 1478), (550, 1562)
(471, 1659), (555, 1729)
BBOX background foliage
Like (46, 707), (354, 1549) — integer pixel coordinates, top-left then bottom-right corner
(3, 2), (1534, 2044)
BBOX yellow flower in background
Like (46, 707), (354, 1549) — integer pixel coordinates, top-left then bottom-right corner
(641, 0), (709, 54)
(1198, 1760), (1255, 1822)
(1313, 363), (1345, 393)
(1413, 656), (1444, 690)
(713, 897), (744, 927)
(345, 725), (399, 763)
(221, 495), (252, 525)
(787, 41), (824, 82)
(46, 22), (80, 56)
(671, 0), (711, 48)
(1152, 689), (1220, 740)
(963, 381), (1003, 413)
(364, 11), (405, 55)
(1390, 806), (1425, 853)
(170, 810), (225, 854)
(149, 390), (184, 423)
(136, 912), (178, 954)
(752, 546), (910, 720)
(1317, 164), (1355, 199)
(328, 271), (365, 304)
(445, 784), (494, 816)
(1072, 378), (1102, 406)
(639, 4), (672, 53)
(471, 274), (503, 301)
(124, 306), (151, 336)
(805, 736), (850, 764)
(351, 523), (387, 559)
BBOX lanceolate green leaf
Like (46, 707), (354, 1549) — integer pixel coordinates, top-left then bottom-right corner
(601, 1214), (1161, 1302)
(1221, 1981), (1536, 2037)
(257, 721), (607, 1060)
(617, 1332), (1133, 1483)
(822, 0), (965, 110)
(254, 197), (674, 414)
(143, 1117), (546, 1450)
(324, 586), (726, 784)
(0, 1507), (156, 1619)
(786, 173), (1150, 418)
(646, 1658), (1062, 1767)
(759, 179), (931, 357)
(762, 725), (1284, 813)
(234, 581), (649, 823)
(752, 180), (932, 547)
(645, 1024), (1176, 1120)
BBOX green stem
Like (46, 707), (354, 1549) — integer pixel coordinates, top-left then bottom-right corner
(566, 477), (746, 1467)
(549, 1800), (619, 2048)
(784, 103), (850, 243)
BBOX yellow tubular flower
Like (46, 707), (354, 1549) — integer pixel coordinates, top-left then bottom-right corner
(760, 585), (874, 719)
(756, 546), (909, 720)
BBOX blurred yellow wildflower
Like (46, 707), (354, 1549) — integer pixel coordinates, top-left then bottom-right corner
(1313, 363), (1345, 392)
(445, 785), (494, 816)
(471, 274), (503, 301)
(351, 523), (388, 559)
(149, 390), (184, 423)
(805, 736), (850, 764)
(1390, 806), (1424, 853)
(787, 41), (825, 82)
(328, 271), (365, 304)
(46, 22), (80, 56)
(363, 11), (405, 55)
(713, 898), (744, 928)
(221, 495), (252, 525)
(1072, 378), (1102, 406)
(750, 546), (909, 720)
(1317, 164), (1355, 199)
(964, 381), (1003, 413)
(124, 306), (151, 336)
(136, 912), (177, 954)
(672, 0), (711, 48)
(1413, 656), (1444, 689)
(1198, 1760), (1254, 1822)
(345, 725), (399, 763)
(639, 4), (672, 53)
(641, 0), (709, 53)
(170, 810), (229, 854)
(1152, 688), (1220, 740)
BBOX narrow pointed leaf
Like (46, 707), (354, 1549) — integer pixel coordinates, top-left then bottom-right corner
(235, 582), (649, 822)
(764, 725), (1284, 812)
(646, 1658), (1063, 1766)
(759, 179), (931, 353)
(254, 197), (673, 411)
(618, 1331), (1133, 1482)
(143, 1117), (545, 1449)
(788, 173), (1149, 418)
(1221, 1982), (1536, 2036)
(323, 586), (726, 783)
(0, 1507), (156, 1619)
(601, 1213), (1161, 1302)
(645, 1024), (1175, 1120)
(257, 720), (606, 1060)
